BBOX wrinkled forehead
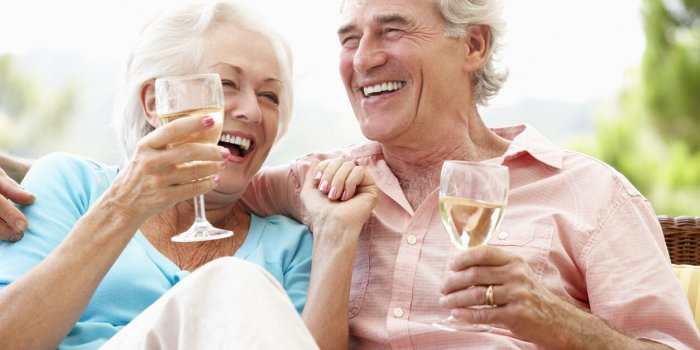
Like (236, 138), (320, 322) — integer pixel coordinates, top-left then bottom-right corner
(338, 0), (438, 32)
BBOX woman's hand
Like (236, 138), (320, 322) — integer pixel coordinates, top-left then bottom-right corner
(300, 158), (378, 235)
(104, 115), (230, 224)
(299, 158), (378, 350)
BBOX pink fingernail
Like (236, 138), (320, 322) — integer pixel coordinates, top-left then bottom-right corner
(221, 148), (231, 158)
(340, 190), (348, 201)
(214, 175), (221, 184)
(15, 220), (27, 232)
(328, 187), (337, 199)
(314, 171), (323, 181)
(202, 117), (215, 126)
(319, 180), (329, 192)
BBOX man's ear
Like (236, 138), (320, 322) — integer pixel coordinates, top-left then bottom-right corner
(140, 79), (158, 128)
(462, 24), (491, 73)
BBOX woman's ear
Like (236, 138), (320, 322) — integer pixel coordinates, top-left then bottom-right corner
(462, 24), (491, 73)
(140, 79), (158, 128)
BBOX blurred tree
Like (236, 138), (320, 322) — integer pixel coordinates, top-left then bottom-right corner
(642, 0), (700, 151)
(0, 54), (77, 155)
(574, 0), (700, 216)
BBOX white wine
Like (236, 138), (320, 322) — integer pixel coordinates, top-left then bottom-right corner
(159, 106), (224, 148)
(439, 196), (505, 249)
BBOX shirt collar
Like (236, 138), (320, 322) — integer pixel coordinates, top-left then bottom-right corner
(349, 124), (564, 170)
(492, 124), (564, 170)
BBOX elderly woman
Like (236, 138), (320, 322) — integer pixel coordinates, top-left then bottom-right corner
(0, 1), (376, 349)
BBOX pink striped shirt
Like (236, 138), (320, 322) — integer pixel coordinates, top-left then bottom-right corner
(244, 125), (700, 349)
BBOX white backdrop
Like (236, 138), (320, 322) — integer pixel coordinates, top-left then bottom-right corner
(0, 0), (645, 164)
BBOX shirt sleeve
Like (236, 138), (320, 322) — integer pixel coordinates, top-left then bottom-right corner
(582, 193), (700, 349)
(0, 153), (107, 287)
(242, 159), (313, 225)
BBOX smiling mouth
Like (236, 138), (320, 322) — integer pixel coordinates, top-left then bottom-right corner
(218, 134), (253, 157)
(362, 81), (406, 98)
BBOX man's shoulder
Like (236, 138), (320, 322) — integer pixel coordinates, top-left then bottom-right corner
(294, 141), (381, 163)
(561, 149), (642, 198)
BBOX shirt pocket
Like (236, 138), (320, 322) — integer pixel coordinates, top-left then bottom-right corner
(348, 218), (372, 319)
(487, 223), (554, 280)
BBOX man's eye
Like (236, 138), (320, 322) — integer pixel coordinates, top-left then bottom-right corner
(384, 28), (403, 38)
(341, 36), (360, 48)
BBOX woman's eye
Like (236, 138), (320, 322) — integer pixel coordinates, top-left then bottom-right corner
(222, 80), (238, 90)
(261, 92), (279, 105)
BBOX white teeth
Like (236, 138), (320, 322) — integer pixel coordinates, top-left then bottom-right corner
(219, 134), (251, 151)
(362, 81), (406, 97)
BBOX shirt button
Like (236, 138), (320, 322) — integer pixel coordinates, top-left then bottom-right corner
(406, 235), (417, 245)
(393, 307), (404, 318)
(498, 231), (508, 240)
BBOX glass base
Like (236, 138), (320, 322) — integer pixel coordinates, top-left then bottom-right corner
(171, 221), (233, 243)
(432, 316), (490, 332)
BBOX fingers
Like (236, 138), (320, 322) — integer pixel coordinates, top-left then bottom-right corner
(130, 143), (228, 186)
(0, 171), (31, 241)
(450, 245), (512, 272)
(313, 159), (367, 201)
(442, 264), (507, 295)
(164, 143), (229, 172)
(144, 115), (218, 150)
(0, 174), (35, 205)
(0, 200), (27, 241)
(440, 284), (503, 309)
(168, 175), (220, 201)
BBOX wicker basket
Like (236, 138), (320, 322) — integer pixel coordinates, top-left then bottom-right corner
(659, 216), (700, 265)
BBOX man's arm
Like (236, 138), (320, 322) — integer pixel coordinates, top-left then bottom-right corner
(0, 152), (35, 241)
(0, 152), (34, 183)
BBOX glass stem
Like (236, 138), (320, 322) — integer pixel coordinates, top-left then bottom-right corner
(193, 194), (208, 224)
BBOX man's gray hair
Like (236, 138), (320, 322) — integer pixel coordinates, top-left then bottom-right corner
(340, 0), (507, 106)
(112, 0), (294, 164)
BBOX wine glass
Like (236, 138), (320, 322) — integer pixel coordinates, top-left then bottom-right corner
(155, 73), (233, 242)
(432, 160), (509, 332)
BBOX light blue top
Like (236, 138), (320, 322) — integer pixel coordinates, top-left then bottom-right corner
(0, 153), (313, 350)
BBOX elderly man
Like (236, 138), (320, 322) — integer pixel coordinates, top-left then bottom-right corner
(2, 0), (699, 348)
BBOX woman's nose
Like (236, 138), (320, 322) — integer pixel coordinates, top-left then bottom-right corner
(227, 89), (262, 124)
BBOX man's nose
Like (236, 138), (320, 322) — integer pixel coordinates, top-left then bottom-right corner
(353, 36), (387, 74)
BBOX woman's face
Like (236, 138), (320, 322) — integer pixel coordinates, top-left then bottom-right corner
(197, 23), (285, 201)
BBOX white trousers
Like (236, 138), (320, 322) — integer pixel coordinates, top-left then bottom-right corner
(101, 257), (319, 350)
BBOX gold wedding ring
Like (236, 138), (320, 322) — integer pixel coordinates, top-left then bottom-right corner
(485, 285), (495, 306)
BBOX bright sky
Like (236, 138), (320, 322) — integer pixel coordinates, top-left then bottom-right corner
(0, 0), (645, 105)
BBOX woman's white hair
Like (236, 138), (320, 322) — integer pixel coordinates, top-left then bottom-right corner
(112, 0), (294, 164)
(340, 0), (507, 107)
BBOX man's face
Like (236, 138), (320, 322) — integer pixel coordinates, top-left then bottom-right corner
(337, 0), (471, 146)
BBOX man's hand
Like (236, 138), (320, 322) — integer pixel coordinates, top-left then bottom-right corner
(0, 167), (35, 241)
(438, 245), (672, 349)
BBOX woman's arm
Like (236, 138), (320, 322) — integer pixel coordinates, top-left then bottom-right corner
(299, 159), (378, 350)
(0, 116), (228, 349)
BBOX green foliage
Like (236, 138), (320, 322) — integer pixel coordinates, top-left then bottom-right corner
(642, 0), (700, 151)
(573, 0), (700, 216)
(0, 54), (77, 153)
